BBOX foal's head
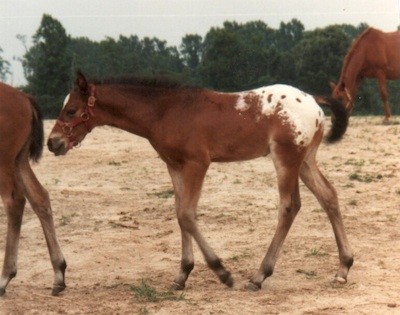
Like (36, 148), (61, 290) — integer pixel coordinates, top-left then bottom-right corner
(48, 72), (95, 156)
(329, 81), (353, 116)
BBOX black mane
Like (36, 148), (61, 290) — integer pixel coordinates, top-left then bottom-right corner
(89, 75), (191, 90)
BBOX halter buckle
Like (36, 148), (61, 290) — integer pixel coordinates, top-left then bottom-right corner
(62, 124), (73, 136)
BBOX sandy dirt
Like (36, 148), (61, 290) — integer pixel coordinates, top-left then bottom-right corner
(0, 117), (399, 315)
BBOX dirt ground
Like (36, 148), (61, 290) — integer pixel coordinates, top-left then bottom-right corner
(0, 116), (399, 315)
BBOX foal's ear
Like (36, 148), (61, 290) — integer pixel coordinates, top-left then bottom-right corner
(329, 81), (337, 91)
(75, 71), (89, 94)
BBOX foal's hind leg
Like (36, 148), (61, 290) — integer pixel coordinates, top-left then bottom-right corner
(246, 149), (303, 291)
(0, 163), (26, 296)
(16, 156), (66, 295)
(300, 151), (353, 283)
(168, 162), (233, 290)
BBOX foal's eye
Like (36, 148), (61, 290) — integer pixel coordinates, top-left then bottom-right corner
(66, 108), (77, 117)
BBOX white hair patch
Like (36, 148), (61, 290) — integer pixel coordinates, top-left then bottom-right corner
(62, 94), (70, 109)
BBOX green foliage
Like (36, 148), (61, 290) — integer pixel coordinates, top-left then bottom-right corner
(4, 13), (399, 118)
(293, 26), (351, 94)
(22, 14), (72, 118)
(0, 47), (10, 81)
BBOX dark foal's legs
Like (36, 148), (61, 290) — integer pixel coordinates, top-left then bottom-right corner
(246, 152), (302, 291)
(299, 150), (353, 283)
(0, 162), (26, 296)
(168, 162), (233, 290)
(18, 156), (67, 296)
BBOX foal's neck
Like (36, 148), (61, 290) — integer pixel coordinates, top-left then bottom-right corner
(96, 85), (161, 139)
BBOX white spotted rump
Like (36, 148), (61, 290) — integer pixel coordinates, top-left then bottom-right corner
(235, 85), (324, 146)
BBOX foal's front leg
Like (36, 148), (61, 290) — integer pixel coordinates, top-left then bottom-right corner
(168, 162), (233, 290)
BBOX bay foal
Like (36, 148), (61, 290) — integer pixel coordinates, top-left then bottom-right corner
(0, 83), (66, 296)
(48, 72), (353, 291)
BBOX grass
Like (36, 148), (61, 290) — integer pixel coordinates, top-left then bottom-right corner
(306, 247), (329, 257)
(349, 172), (383, 183)
(296, 269), (319, 279)
(59, 213), (78, 226)
(127, 279), (185, 302)
(147, 189), (174, 199)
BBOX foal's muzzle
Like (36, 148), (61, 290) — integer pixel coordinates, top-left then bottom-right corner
(47, 137), (67, 156)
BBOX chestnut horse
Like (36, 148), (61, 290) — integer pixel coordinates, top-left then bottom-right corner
(48, 72), (353, 291)
(330, 27), (400, 122)
(0, 83), (66, 296)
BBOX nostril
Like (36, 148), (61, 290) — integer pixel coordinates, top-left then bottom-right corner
(47, 137), (65, 155)
(47, 138), (55, 151)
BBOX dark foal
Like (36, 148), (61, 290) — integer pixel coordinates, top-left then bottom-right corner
(48, 72), (353, 291)
(0, 83), (66, 296)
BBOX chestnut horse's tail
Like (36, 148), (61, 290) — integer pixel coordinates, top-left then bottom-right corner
(27, 96), (44, 162)
(314, 95), (348, 144)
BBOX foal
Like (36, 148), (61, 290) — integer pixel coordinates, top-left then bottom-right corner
(0, 83), (66, 296)
(48, 72), (353, 291)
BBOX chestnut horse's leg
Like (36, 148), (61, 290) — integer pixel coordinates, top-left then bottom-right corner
(299, 147), (353, 283)
(0, 161), (26, 296)
(246, 144), (303, 291)
(17, 154), (66, 296)
(168, 161), (233, 290)
(376, 71), (391, 123)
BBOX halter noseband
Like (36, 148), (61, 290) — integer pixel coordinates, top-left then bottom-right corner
(56, 84), (96, 148)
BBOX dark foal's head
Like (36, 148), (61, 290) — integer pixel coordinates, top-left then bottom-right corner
(48, 72), (95, 156)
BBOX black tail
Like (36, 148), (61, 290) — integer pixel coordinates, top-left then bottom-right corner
(28, 96), (44, 162)
(314, 95), (348, 143)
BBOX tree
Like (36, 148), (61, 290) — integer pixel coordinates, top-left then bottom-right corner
(293, 26), (351, 94)
(0, 47), (10, 81)
(200, 21), (279, 91)
(22, 14), (72, 117)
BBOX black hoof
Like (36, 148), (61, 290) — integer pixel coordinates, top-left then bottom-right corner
(244, 281), (261, 291)
(170, 282), (185, 291)
(222, 272), (234, 288)
(51, 284), (66, 296)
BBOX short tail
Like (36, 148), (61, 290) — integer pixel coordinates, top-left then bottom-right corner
(28, 96), (44, 162)
(314, 95), (348, 143)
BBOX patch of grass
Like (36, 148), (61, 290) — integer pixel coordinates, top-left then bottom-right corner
(59, 213), (78, 226)
(296, 269), (319, 279)
(306, 247), (329, 257)
(345, 159), (365, 167)
(127, 280), (185, 302)
(348, 199), (358, 206)
(148, 189), (174, 199)
(228, 251), (252, 262)
(349, 172), (383, 183)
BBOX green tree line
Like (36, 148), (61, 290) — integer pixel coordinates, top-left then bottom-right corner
(1, 14), (399, 118)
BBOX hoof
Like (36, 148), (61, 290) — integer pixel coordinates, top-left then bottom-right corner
(334, 276), (347, 284)
(244, 281), (261, 292)
(170, 282), (185, 291)
(221, 272), (234, 288)
(51, 284), (66, 296)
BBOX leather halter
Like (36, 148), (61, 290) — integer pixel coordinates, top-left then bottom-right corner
(56, 84), (96, 148)
(344, 87), (353, 112)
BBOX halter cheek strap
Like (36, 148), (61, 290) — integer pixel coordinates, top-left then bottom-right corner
(344, 87), (353, 112)
(56, 84), (96, 148)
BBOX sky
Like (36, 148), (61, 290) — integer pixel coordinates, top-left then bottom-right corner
(1, 0), (400, 86)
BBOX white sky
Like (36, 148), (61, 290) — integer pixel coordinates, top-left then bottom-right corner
(1, 0), (400, 86)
